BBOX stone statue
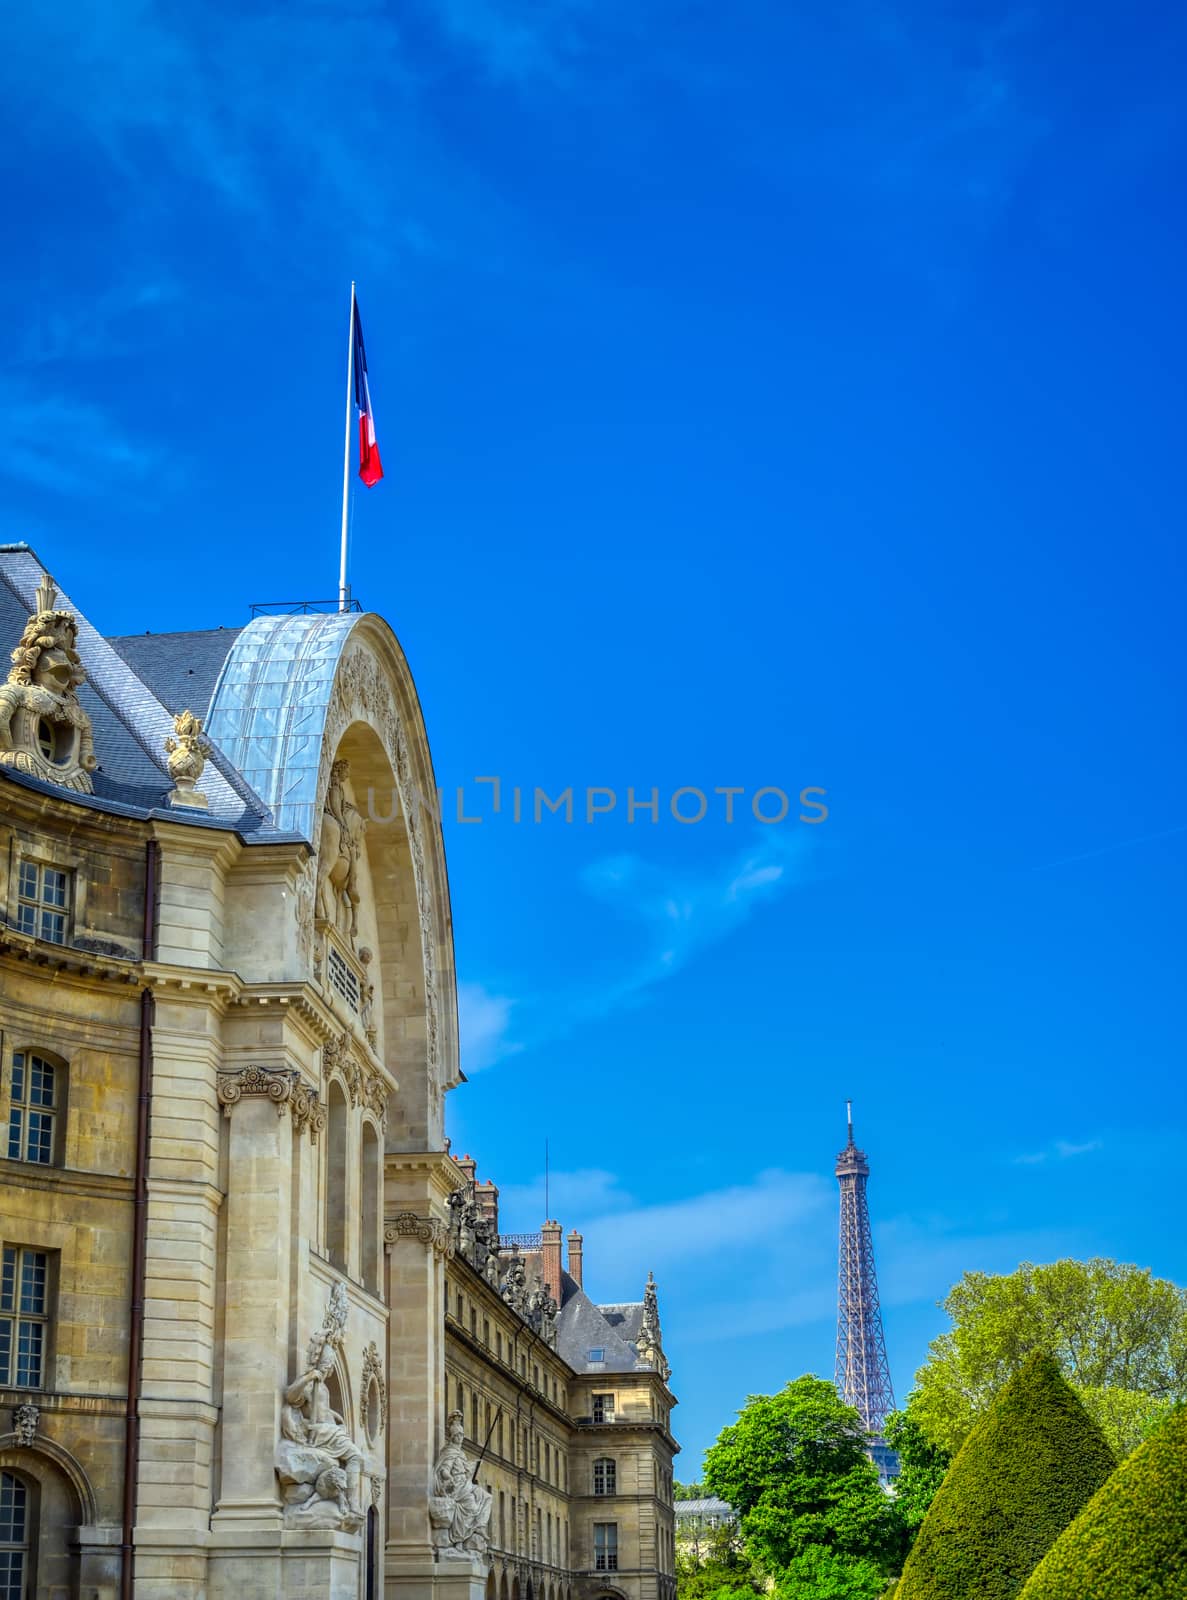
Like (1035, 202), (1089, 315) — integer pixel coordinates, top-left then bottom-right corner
(500, 1254), (528, 1316)
(316, 758), (365, 942)
(164, 708), (212, 809)
(275, 1283), (365, 1529)
(0, 577), (96, 792)
(428, 1409), (492, 1558)
(636, 1270), (671, 1380)
(359, 945), (378, 1049)
(541, 1295), (559, 1351)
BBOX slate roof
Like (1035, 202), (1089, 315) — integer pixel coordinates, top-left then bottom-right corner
(674, 1498), (734, 1520)
(0, 543), (276, 834)
(107, 628), (243, 718)
(554, 1270), (652, 1375)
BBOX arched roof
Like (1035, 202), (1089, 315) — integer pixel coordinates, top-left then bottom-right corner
(205, 611), (358, 838)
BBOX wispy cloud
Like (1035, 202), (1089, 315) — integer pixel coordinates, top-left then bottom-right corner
(457, 980), (521, 1072)
(17, 279), (183, 369)
(577, 827), (813, 1009)
(1030, 823), (1187, 874)
(429, 0), (594, 83)
(498, 1167), (634, 1224)
(1013, 1137), (1103, 1166)
(459, 828), (814, 1070)
(0, 381), (162, 496)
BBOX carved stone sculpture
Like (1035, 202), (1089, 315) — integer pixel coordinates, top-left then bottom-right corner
(12, 1403), (38, 1447)
(428, 1409), (493, 1558)
(275, 1283), (365, 1530)
(359, 945), (378, 1049)
(0, 576), (97, 792)
(500, 1254), (528, 1317)
(164, 708), (212, 809)
(316, 758), (365, 943)
(636, 1270), (671, 1380)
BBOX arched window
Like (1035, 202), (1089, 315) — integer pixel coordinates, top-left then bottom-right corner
(0, 1471), (31, 1598)
(360, 1121), (380, 1293)
(326, 1081), (349, 1270)
(593, 1457), (616, 1496)
(8, 1050), (65, 1165)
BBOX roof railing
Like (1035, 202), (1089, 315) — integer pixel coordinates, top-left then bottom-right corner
(248, 598), (363, 616)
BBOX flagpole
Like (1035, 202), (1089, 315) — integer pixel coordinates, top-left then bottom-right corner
(338, 281), (357, 613)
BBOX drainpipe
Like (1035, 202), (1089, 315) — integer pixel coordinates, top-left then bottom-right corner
(122, 838), (157, 1600)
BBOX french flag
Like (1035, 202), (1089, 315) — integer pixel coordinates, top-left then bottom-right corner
(353, 300), (383, 487)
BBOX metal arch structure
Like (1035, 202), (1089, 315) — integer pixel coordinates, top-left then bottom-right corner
(834, 1102), (896, 1434)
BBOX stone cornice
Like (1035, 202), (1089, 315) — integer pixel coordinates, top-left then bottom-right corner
(233, 982), (397, 1092)
(0, 926), (140, 985)
(142, 962), (243, 1008)
(385, 1149), (469, 1199)
(0, 1162), (135, 1202)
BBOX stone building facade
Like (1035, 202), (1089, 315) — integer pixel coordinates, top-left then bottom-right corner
(0, 543), (676, 1600)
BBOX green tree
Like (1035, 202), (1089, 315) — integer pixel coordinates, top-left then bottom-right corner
(1019, 1405), (1187, 1599)
(882, 1407), (949, 1532)
(676, 1522), (763, 1600)
(703, 1375), (904, 1600)
(896, 1350), (1115, 1600)
(911, 1258), (1187, 1457)
(674, 1480), (706, 1501)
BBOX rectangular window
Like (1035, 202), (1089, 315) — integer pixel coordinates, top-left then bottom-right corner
(588, 1347), (605, 1362)
(470, 1307), (478, 1337)
(0, 1246), (48, 1388)
(593, 1458), (617, 1495)
(7, 1053), (58, 1165)
(16, 863), (69, 945)
(594, 1523), (618, 1572)
(591, 1393), (615, 1423)
(483, 1317), (490, 1346)
(496, 1331), (503, 1362)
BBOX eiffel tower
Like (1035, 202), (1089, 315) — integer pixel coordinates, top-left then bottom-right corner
(834, 1101), (895, 1433)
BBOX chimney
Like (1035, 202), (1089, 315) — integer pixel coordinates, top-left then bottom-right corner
(475, 1180), (500, 1233)
(567, 1229), (584, 1289)
(455, 1152), (478, 1185)
(541, 1220), (563, 1302)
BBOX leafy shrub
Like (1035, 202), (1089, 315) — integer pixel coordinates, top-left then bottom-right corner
(1019, 1405), (1187, 1599)
(895, 1350), (1115, 1600)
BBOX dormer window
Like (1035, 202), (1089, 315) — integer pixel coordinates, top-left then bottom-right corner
(588, 1347), (605, 1362)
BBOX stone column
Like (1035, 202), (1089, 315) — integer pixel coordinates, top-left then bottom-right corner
(133, 977), (231, 1600)
(383, 1152), (464, 1600)
(211, 1077), (294, 1525)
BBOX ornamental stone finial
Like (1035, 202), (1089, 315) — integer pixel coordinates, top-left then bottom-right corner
(0, 582), (97, 792)
(165, 708), (212, 809)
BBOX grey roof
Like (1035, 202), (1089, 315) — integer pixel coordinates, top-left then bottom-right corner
(0, 544), (269, 831)
(598, 1302), (645, 1345)
(107, 627), (242, 718)
(555, 1272), (649, 1375)
(675, 1498), (734, 1519)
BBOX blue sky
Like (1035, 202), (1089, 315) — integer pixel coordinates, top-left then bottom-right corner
(2, 1), (1185, 1470)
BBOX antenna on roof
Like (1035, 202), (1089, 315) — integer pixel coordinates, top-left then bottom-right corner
(545, 1138), (550, 1220)
(846, 1099), (854, 1145)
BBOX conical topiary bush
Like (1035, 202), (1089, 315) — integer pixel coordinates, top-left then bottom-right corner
(1019, 1406), (1187, 1599)
(895, 1350), (1115, 1600)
